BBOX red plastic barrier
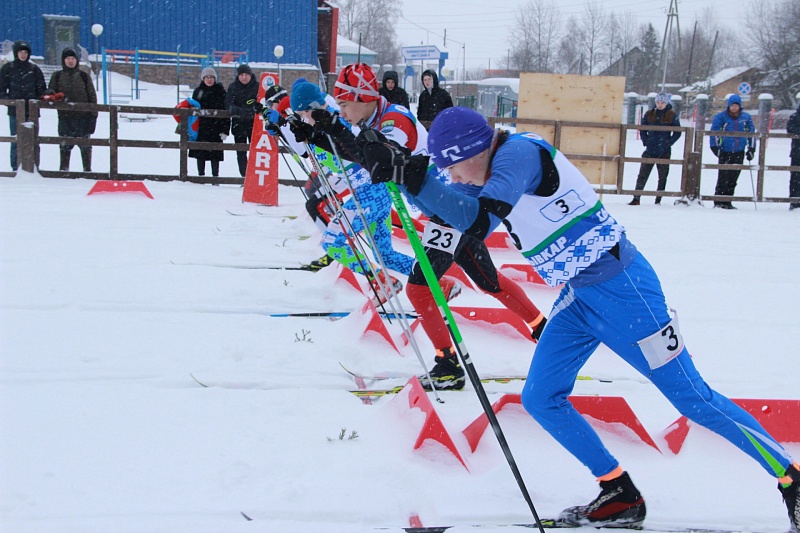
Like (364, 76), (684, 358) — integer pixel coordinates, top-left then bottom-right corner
(462, 394), (661, 453)
(357, 299), (400, 355)
(449, 306), (532, 341)
(499, 263), (547, 286)
(87, 180), (153, 199)
(393, 377), (468, 470)
(663, 398), (800, 454)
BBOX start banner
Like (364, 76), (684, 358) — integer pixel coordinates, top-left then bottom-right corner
(242, 72), (280, 205)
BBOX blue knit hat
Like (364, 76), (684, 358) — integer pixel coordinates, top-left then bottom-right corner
(292, 78), (309, 89)
(655, 92), (670, 104)
(290, 82), (327, 111)
(428, 107), (494, 169)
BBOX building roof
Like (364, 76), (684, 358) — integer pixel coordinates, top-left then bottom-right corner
(680, 66), (753, 92)
(336, 35), (376, 57)
(474, 77), (520, 93)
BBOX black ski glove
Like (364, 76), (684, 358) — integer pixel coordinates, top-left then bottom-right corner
(711, 146), (720, 158)
(745, 147), (755, 161)
(311, 109), (347, 137)
(287, 116), (316, 144)
(360, 141), (429, 196)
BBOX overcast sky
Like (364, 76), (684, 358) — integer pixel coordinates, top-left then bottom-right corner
(397, 0), (741, 71)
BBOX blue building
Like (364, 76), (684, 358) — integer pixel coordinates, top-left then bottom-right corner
(2, 0), (318, 65)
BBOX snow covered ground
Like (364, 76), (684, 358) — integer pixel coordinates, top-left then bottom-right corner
(1, 73), (798, 533)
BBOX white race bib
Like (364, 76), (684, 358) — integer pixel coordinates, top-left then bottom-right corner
(637, 309), (684, 370)
(422, 221), (462, 255)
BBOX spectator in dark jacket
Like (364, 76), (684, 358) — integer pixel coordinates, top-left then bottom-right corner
(0, 40), (46, 170)
(629, 92), (682, 205)
(225, 63), (259, 176)
(788, 103), (800, 210)
(379, 70), (409, 109)
(709, 94), (755, 209)
(48, 47), (98, 172)
(189, 67), (230, 177)
(416, 69), (453, 130)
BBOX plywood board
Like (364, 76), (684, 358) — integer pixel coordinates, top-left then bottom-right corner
(517, 73), (625, 184)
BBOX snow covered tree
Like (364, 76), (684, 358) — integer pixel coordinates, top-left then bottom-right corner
(630, 23), (660, 94)
(332, 0), (402, 66)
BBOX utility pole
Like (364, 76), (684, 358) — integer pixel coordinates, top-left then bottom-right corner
(685, 21), (697, 85)
(658, 0), (681, 92)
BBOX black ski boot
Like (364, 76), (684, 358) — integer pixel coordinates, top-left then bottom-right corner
(557, 471), (646, 528)
(780, 463), (800, 533)
(418, 347), (465, 391)
(302, 254), (333, 272)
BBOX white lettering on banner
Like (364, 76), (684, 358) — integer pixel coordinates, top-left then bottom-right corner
(255, 152), (271, 168)
(255, 169), (270, 186)
(254, 135), (273, 150)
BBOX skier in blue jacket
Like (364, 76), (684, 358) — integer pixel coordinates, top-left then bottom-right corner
(709, 94), (756, 209)
(357, 106), (800, 530)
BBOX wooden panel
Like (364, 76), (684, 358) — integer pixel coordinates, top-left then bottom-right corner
(517, 73), (625, 184)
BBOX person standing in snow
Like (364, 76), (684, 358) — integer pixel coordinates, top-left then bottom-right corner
(629, 92), (681, 205)
(0, 40), (46, 170)
(709, 94), (756, 209)
(47, 47), (98, 172)
(299, 64), (545, 391)
(416, 69), (452, 131)
(189, 67), (229, 178)
(356, 105), (800, 530)
(379, 70), (409, 109)
(787, 102), (800, 210)
(225, 63), (258, 177)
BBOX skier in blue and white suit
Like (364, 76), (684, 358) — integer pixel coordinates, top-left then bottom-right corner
(287, 82), (414, 298)
(357, 106), (800, 530)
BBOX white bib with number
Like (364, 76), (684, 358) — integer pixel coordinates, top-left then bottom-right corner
(636, 309), (684, 370)
(422, 221), (462, 254)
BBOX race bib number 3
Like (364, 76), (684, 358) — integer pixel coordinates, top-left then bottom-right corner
(541, 189), (586, 223)
(422, 221), (462, 254)
(637, 309), (684, 370)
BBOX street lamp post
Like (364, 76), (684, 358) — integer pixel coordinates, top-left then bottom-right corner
(273, 45), (284, 85)
(91, 23), (103, 89)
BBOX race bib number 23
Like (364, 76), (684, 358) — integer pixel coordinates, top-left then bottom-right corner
(422, 221), (461, 254)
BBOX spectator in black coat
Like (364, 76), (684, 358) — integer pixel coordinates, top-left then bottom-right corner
(629, 92), (682, 205)
(48, 47), (98, 172)
(189, 67), (230, 177)
(225, 63), (259, 176)
(788, 103), (800, 210)
(416, 69), (453, 130)
(0, 40), (46, 170)
(379, 70), (409, 109)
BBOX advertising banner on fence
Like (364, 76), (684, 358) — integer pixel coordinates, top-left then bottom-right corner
(242, 72), (280, 205)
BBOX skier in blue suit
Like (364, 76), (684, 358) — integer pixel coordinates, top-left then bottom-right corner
(357, 106), (800, 530)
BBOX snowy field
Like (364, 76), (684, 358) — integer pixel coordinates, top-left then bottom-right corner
(1, 73), (798, 533)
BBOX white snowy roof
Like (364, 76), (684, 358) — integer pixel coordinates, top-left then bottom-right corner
(336, 35), (377, 57)
(680, 66), (752, 92)
(474, 77), (520, 92)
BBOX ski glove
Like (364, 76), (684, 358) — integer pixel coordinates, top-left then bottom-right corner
(360, 140), (429, 196)
(219, 133), (228, 141)
(311, 109), (347, 137)
(745, 147), (755, 161)
(711, 146), (720, 158)
(288, 117), (315, 143)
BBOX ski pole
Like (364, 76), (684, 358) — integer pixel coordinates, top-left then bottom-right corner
(359, 125), (544, 531)
(323, 130), (443, 403)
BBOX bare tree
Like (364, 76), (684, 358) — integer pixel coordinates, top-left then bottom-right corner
(508, 0), (561, 73)
(557, 16), (585, 74)
(747, 0), (800, 106)
(578, 2), (608, 75)
(332, 0), (402, 66)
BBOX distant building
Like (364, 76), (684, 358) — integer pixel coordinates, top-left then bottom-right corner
(335, 35), (377, 72)
(600, 47), (647, 92)
(474, 78), (519, 118)
(680, 66), (761, 110)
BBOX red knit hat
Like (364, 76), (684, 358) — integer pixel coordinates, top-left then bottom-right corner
(334, 63), (380, 102)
